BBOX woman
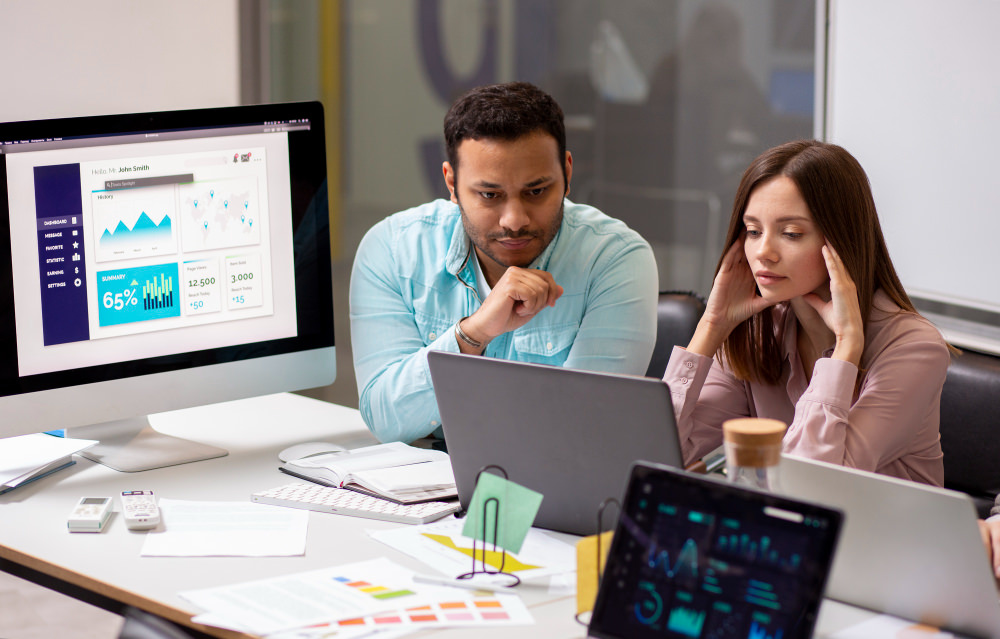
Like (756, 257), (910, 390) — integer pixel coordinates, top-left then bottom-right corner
(664, 140), (950, 485)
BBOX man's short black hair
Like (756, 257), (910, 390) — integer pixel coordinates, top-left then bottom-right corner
(444, 82), (567, 186)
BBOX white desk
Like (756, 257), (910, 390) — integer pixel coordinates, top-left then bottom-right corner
(0, 393), (877, 638)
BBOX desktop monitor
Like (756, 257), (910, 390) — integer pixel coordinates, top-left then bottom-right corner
(0, 101), (335, 472)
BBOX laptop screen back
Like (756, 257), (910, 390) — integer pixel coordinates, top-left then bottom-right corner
(428, 351), (683, 536)
(779, 454), (1000, 638)
(590, 462), (842, 639)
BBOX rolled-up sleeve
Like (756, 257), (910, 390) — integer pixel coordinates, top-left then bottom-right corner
(349, 224), (459, 443)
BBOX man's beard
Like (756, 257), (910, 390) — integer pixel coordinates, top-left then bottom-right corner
(457, 197), (564, 271)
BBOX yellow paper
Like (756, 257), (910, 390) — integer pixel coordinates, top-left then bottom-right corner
(575, 530), (614, 615)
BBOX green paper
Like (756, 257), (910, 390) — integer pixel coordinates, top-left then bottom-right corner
(461, 472), (543, 554)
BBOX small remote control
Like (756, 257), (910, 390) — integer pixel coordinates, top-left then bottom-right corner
(68, 496), (113, 533)
(120, 490), (160, 531)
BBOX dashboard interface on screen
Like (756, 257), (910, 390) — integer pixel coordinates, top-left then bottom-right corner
(0, 103), (332, 404)
(589, 464), (841, 639)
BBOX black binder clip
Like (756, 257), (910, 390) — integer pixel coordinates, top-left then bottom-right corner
(595, 496), (620, 575)
(575, 496), (621, 626)
(456, 464), (520, 587)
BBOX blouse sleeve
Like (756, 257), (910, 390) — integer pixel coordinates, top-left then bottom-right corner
(782, 337), (950, 478)
(663, 345), (753, 466)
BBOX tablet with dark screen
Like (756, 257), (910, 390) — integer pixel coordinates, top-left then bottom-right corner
(589, 462), (842, 639)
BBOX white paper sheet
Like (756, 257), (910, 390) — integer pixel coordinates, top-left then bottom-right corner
(140, 499), (308, 557)
(829, 614), (959, 638)
(353, 459), (456, 492)
(268, 624), (413, 639)
(0, 433), (96, 485)
(266, 625), (409, 639)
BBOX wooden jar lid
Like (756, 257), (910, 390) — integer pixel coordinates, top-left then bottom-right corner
(723, 418), (787, 467)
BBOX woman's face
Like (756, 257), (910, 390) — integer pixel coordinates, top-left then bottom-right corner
(742, 176), (829, 303)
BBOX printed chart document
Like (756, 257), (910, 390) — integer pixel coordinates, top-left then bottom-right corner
(181, 557), (433, 635)
(183, 556), (533, 638)
(369, 515), (576, 583)
(140, 499), (308, 557)
(266, 573), (533, 638)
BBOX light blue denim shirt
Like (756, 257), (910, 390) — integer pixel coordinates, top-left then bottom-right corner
(349, 198), (658, 443)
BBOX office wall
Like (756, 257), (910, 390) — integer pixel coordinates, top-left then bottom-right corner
(824, 0), (1000, 354)
(0, 0), (240, 123)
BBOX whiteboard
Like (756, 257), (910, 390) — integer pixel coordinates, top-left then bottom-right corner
(0, 0), (239, 123)
(825, 0), (1000, 351)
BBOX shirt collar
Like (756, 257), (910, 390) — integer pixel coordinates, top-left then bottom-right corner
(778, 303), (837, 359)
(776, 303), (809, 394)
(778, 303), (797, 359)
(472, 250), (492, 298)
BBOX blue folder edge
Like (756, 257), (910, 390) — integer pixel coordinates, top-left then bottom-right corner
(0, 458), (76, 495)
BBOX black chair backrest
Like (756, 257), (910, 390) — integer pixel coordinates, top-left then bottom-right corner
(939, 349), (1000, 518)
(645, 291), (706, 378)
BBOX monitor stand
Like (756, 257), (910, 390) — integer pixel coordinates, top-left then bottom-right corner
(68, 417), (228, 472)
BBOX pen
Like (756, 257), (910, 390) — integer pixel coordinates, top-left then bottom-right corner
(413, 573), (503, 592)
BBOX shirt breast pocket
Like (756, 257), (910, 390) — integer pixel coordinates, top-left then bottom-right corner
(413, 312), (454, 346)
(513, 323), (578, 364)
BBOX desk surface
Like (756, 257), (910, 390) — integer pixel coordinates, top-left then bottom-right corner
(0, 393), (877, 638)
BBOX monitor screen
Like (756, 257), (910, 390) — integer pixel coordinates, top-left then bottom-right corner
(589, 463), (842, 639)
(0, 101), (335, 471)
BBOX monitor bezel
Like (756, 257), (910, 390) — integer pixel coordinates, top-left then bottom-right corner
(0, 101), (334, 415)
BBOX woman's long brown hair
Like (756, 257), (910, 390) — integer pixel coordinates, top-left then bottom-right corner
(720, 140), (916, 384)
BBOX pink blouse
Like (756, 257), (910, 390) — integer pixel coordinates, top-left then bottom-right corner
(663, 291), (950, 485)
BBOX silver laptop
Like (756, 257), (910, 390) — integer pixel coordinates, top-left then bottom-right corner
(427, 351), (683, 536)
(779, 455), (1000, 638)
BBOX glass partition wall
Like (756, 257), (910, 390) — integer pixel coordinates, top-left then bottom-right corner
(260, 0), (816, 409)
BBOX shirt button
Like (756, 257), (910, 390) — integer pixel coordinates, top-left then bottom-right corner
(431, 420), (439, 427)
(681, 377), (689, 385)
(546, 342), (553, 350)
(685, 361), (694, 369)
(429, 332), (437, 340)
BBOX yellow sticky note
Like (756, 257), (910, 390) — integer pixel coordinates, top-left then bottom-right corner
(576, 530), (614, 615)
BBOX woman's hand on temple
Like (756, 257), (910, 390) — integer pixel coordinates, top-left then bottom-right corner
(803, 243), (864, 367)
(687, 237), (773, 358)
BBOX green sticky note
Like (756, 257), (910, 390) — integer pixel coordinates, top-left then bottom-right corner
(461, 472), (543, 554)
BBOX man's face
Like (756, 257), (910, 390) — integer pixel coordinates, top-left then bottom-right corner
(443, 132), (572, 286)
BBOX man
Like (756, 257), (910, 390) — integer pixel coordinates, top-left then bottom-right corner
(350, 81), (658, 443)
